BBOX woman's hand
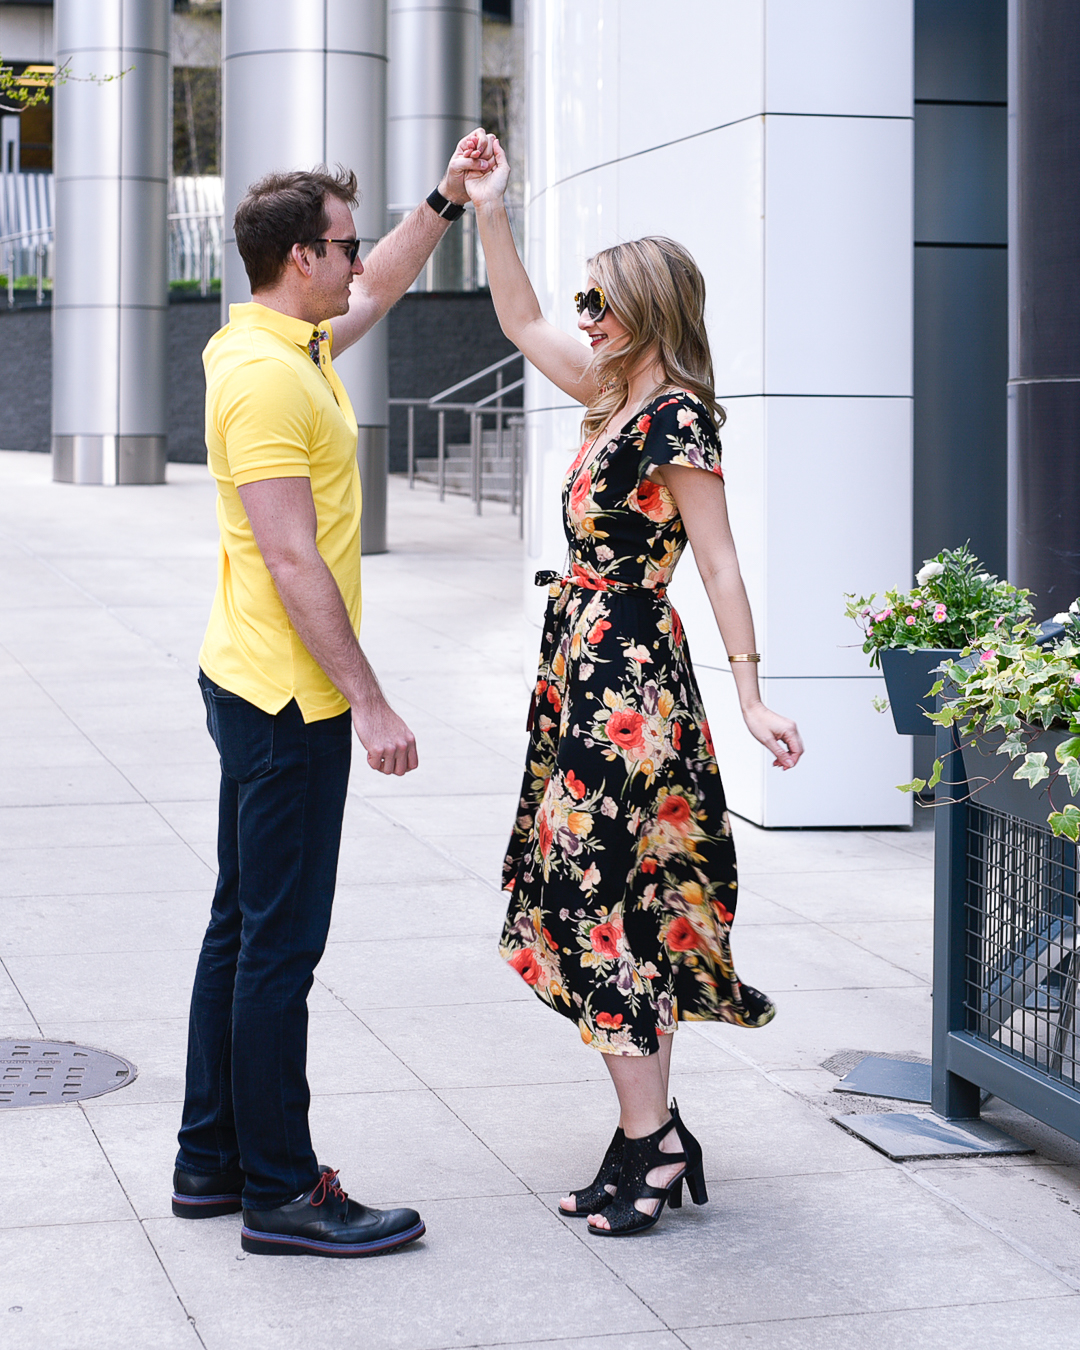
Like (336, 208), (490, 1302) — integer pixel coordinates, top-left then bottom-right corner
(741, 702), (804, 770)
(441, 128), (496, 205)
(465, 136), (510, 206)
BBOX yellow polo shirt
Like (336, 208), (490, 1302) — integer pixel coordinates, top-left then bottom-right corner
(199, 302), (361, 722)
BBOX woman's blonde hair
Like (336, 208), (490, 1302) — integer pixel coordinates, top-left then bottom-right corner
(581, 236), (725, 440)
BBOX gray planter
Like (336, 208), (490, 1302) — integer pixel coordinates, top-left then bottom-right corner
(960, 726), (1073, 830)
(879, 647), (961, 736)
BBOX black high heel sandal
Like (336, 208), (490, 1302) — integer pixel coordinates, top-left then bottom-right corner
(558, 1127), (624, 1216)
(587, 1100), (707, 1237)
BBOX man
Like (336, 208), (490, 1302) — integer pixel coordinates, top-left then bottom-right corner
(171, 133), (492, 1258)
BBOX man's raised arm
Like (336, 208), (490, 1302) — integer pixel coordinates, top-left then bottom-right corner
(332, 129), (495, 354)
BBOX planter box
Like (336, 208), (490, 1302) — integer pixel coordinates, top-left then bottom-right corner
(880, 647), (960, 736)
(960, 726), (1072, 830)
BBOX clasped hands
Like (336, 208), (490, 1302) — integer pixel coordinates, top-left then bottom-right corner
(441, 128), (500, 205)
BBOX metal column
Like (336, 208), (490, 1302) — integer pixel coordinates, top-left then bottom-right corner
(1007, 0), (1080, 611)
(222, 0), (389, 553)
(51, 0), (170, 485)
(387, 0), (480, 291)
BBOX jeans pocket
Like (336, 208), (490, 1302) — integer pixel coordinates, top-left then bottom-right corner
(199, 673), (275, 783)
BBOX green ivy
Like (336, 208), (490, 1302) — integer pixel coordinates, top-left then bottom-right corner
(899, 606), (1080, 840)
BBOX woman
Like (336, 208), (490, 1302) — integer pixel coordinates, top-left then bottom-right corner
(465, 141), (803, 1237)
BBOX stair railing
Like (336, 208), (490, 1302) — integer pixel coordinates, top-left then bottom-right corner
(389, 350), (525, 530)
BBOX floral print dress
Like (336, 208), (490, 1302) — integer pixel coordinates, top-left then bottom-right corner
(500, 390), (774, 1055)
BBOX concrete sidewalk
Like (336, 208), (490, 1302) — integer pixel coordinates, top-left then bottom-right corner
(1, 448), (1079, 1350)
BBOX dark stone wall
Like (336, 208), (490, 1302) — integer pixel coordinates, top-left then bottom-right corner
(0, 296), (222, 461)
(0, 291), (518, 470)
(167, 296), (226, 462)
(0, 305), (52, 453)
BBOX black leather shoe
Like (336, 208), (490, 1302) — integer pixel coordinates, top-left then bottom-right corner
(172, 1165), (245, 1219)
(240, 1168), (425, 1258)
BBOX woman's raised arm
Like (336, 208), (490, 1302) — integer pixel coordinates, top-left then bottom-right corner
(466, 139), (598, 406)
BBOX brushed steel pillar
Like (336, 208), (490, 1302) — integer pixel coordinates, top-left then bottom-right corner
(52, 0), (170, 485)
(222, 0), (389, 553)
(1007, 0), (1080, 612)
(388, 0), (480, 291)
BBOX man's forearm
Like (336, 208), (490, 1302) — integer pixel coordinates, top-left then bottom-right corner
(267, 549), (383, 710)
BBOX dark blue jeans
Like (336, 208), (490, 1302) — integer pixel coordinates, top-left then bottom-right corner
(176, 671), (351, 1209)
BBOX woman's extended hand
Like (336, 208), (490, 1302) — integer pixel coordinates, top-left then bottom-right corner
(465, 136), (510, 206)
(742, 702), (804, 770)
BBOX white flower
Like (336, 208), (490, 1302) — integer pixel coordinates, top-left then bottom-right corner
(1053, 612), (1070, 624)
(1071, 600), (1080, 615)
(916, 560), (945, 586)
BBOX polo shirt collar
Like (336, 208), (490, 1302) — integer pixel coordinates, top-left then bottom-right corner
(228, 302), (325, 354)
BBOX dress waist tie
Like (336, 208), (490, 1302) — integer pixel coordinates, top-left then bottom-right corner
(533, 569), (668, 599)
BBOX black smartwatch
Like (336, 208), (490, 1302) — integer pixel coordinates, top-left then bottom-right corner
(425, 187), (466, 222)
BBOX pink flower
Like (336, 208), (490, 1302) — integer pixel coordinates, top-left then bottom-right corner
(1073, 673), (1080, 685)
(867, 624), (874, 635)
(911, 599), (922, 609)
(980, 650), (995, 663)
(994, 616), (1004, 629)
(905, 615), (916, 626)
(933, 604), (947, 622)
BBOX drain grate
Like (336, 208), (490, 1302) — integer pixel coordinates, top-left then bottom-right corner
(821, 1048), (930, 1078)
(0, 1040), (137, 1108)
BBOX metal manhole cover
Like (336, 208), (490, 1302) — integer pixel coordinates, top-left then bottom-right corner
(0, 1040), (137, 1108)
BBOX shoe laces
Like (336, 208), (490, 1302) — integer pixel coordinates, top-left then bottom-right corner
(309, 1168), (348, 1208)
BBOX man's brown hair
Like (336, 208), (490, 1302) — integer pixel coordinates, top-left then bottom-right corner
(233, 165), (359, 293)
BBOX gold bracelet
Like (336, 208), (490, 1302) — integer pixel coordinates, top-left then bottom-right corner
(727, 653), (761, 663)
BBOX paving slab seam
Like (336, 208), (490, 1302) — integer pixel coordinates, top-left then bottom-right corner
(664, 1291), (1080, 1337)
(0, 640), (181, 832)
(0, 638), (115, 766)
(0, 527), (192, 675)
(0, 953), (43, 1033)
(817, 923), (931, 985)
(363, 797), (506, 891)
(898, 1163), (1080, 1293)
(750, 982), (931, 994)
(698, 1030), (1080, 1297)
(429, 1332), (691, 1350)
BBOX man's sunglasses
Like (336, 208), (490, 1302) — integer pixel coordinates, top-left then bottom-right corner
(574, 286), (607, 321)
(310, 237), (361, 264)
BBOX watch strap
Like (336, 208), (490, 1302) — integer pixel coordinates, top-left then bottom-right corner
(426, 187), (466, 222)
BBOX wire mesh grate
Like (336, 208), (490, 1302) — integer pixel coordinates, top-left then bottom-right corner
(965, 804), (1079, 1083)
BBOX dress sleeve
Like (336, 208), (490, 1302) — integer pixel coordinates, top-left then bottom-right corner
(637, 391), (723, 480)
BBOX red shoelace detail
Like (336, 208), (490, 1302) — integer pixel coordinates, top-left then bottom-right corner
(309, 1169), (348, 1207)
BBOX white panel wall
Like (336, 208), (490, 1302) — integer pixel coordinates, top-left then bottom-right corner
(523, 0), (914, 825)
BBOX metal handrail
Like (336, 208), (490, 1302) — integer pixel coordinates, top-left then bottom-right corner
(426, 350), (522, 404)
(0, 225), (51, 246)
(1, 225), (51, 307)
(389, 355), (525, 530)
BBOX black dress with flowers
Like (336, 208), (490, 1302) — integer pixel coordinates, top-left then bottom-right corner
(499, 390), (774, 1055)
